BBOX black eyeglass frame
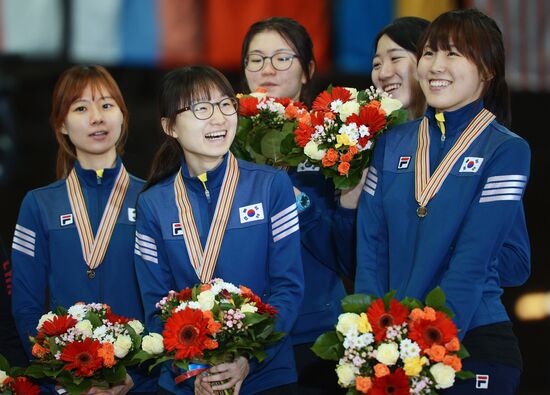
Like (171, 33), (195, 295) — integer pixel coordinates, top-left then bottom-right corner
(175, 97), (239, 120)
(245, 52), (300, 72)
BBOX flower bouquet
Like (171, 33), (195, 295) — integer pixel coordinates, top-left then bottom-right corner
(295, 86), (407, 189)
(155, 278), (284, 393)
(24, 302), (162, 395)
(231, 88), (309, 167)
(312, 288), (474, 394)
(0, 354), (40, 395)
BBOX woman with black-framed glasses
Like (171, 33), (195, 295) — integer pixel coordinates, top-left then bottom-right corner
(135, 65), (304, 395)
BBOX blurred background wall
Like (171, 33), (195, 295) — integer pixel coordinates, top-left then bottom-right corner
(0, 1), (548, 393)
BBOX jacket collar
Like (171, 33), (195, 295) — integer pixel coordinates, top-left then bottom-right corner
(425, 99), (485, 138)
(73, 156), (122, 188)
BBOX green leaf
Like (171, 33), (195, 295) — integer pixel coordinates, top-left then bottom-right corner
(341, 294), (377, 314)
(382, 290), (398, 309)
(243, 313), (269, 326)
(25, 363), (49, 378)
(457, 344), (470, 359)
(357, 89), (368, 102)
(400, 297), (423, 311)
(456, 370), (475, 380)
(260, 130), (286, 161)
(311, 332), (344, 361)
(425, 287), (446, 309)
(103, 363), (127, 384)
(54, 306), (68, 316)
(0, 353), (10, 371)
(87, 311), (103, 327)
(60, 378), (92, 395)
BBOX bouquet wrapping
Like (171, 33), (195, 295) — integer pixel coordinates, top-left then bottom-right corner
(312, 288), (474, 394)
(0, 354), (40, 395)
(231, 89), (308, 167)
(25, 302), (163, 395)
(156, 278), (284, 393)
(295, 86), (407, 189)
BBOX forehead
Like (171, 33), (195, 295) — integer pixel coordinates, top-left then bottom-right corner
(75, 83), (112, 101)
(248, 30), (295, 53)
(375, 35), (408, 56)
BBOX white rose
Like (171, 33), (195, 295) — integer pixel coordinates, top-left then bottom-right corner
(345, 87), (358, 100)
(142, 333), (164, 355)
(336, 363), (356, 387)
(0, 370), (8, 385)
(339, 100), (360, 122)
(197, 290), (216, 311)
(128, 320), (144, 335)
(113, 335), (132, 358)
(380, 97), (402, 114)
(430, 363), (456, 389)
(376, 342), (400, 366)
(240, 303), (258, 314)
(37, 312), (57, 330)
(336, 313), (360, 335)
(75, 320), (93, 338)
(304, 141), (326, 160)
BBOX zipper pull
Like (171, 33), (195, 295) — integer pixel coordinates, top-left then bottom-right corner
(197, 173), (211, 203)
(435, 111), (446, 143)
(95, 169), (104, 185)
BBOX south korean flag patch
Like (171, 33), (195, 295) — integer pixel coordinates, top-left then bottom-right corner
(240, 203), (265, 224)
(460, 157), (484, 173)
(60, 213), (73, 227)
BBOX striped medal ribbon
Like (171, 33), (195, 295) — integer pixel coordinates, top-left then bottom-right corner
(414, 108), (495, 218)
(66, 165), (130, 278)
(174, 153), (240, 283)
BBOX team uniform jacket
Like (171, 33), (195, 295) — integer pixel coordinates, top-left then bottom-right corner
(134, 155), (304, 394)
(355, 100), (531, 336)
(287, 165), (346, 345)
(11, 158), (155, 392)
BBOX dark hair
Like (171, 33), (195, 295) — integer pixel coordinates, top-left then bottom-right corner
(145, 65), (236, 190)
(417, 8), (510, 126)
(50, 65), (128, 178)
(374, 17), (429, 119)
(241, 17), (315, 104)
(375, 16), (430, 54)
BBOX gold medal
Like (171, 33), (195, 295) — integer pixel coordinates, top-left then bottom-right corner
(87, 269), (95, 279)
(416, 206), (427, 218)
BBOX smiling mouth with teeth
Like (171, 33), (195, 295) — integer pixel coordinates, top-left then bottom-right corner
(383, 83), (400, 93)
(205, 131), (227, 140)
(90, 131), (108, 136)
(430, 80), (451, 87)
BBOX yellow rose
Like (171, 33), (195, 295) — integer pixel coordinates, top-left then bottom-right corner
(403, 356), (427, 376)
(380, 97), (402, 114)
(336, 313), (360, 335)
(339, 100), (360, 122)
(335, 133), (354, 148)
(376, 342), (399, 366)
(357, 313), (372, 333)
(430, 362), (456, 389)
(336, 363), (357, 387)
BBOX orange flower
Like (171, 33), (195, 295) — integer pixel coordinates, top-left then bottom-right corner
(325, 111), (336, 120)
(356, 376), (373, 393)
(294, 122), (315, 148)
(443, 355), (462, 372)
(409, 308), (424, 321)
(338, 162), (351, 175)
(203, 310), (222, 333)
(445, 337), (460, 352)
(200, 284), (212, 292)
(423, 307), (436, 321)
(98, 342), (115, 368)
(369, 100), (381, 108)
(348, 146), (359, 156)
(322, 148), (338, 167)
(32, 343), (49, 358)
(255, 87), (268, 94)
(374, 363), (390, 378)
(238, 96), (259, 116)
(296, 111), (311, 126)
(285, 104), (299, 120)
(340, 153), (353, 162)
(425, 344), (446, 362)
(239, 285), (252, 294)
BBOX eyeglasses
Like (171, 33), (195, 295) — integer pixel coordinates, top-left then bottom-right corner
(245, 52), (299, 72)
(176, 97), (239, 120)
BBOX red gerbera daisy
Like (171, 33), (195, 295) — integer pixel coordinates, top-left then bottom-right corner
(310, 111), (326, 127)
(294, 122), (315, 147)
(312, 87), (352, 112)
(367, 299), (409, 342)
(239, 96), (259, 116)
(40, 314), (77, 337)
(105, 307), (130, 324)
(408, 311), (458, 351)
(11, 377), (41, 395)
(242, 291), (278, 316)
(346, 105), (387, 133)
(176, 288), (193, 302)
(163, 308), (219, 360)
(61, 338), (103, 377)
(370, 368), (409, 395)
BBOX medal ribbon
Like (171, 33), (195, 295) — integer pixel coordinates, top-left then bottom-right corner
(66, 165), (130, 272)
(415, 108), (495, 209)
(174, 153), (240, 283)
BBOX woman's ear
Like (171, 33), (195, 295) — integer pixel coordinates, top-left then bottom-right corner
(308, 60), (316, 80)
(161, 118), (175, 138)
(60, 124), (68, 135)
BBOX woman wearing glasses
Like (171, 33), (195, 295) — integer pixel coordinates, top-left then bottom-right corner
(240, 17), (347, 394)
(135, 65), (303, 395)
